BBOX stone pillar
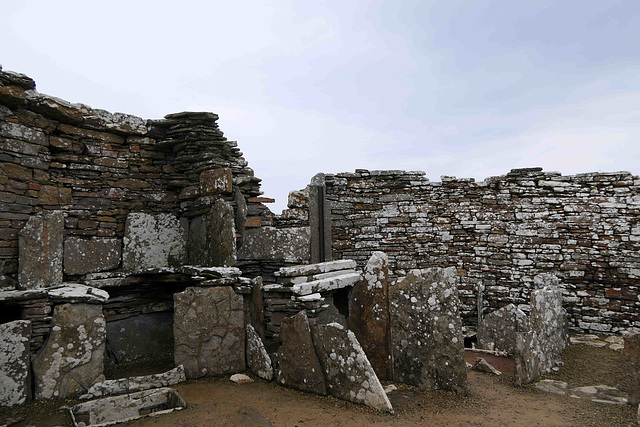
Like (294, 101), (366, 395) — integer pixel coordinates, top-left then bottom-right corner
(390, 267), (467, 393)
(18, 211), (64, 289)
(624, 332), (640, 406)
(309, 173), (332, 263)
(349, 251), (392, 380)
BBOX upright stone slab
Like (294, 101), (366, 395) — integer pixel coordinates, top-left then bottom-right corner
(390, 267), (467, 393)
(174, 286), (245, 379)
(32, 303), (106, 399)
(477, 303), (529, 353)
(188, 199), (236, 267)
(0, 320), (31, 406)
(312, 323), (393, 413)
(18, 211), (64, 289)
(276, 311), (326, 395)
(514, 285), (568, 385)
(122, 213), (187, 273)
(246, 324), (273, 381)
(64, 237), (121, 275)
(349, 251), (392, 380)
(624, 332), (640, 406)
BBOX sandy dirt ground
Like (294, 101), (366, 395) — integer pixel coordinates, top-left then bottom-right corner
(1, 346), (637, 427)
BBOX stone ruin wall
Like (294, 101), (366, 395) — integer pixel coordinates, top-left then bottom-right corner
(323, 169), (640, 335)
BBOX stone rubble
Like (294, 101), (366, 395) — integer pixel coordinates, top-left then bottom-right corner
(532, 379), (629, 405)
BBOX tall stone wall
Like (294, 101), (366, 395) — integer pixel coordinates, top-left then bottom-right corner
(324, 168), (640, 334)
(0, 66), (262, 281)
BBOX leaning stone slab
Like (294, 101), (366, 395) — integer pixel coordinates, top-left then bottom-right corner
(246, 325), (273, 381)
(311, 323), (393, 413)
(63, 237), (121, 275)
(81, 365), (186, 399)
(291, 272), (361, 296)
(174, 286), (245, 379)
(349, 251), (392, 380)
(0, 320), (31, 406)
(123, 213), (188, 273)
(276, 311), (326, 395)
(67, 387), (186, 427)
(275, 260), (357, 278)
(477, 303), (529, 354)
(32, 303), (106, 399)
(390, 267), (467, 393)
(19, 211), (64, 289)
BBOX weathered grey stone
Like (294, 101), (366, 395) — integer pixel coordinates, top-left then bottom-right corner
(276, 260), (357, 278)
(32, 303), (106, 399)
(230, 373), (253, 384)
(18, 211), (64, 289)
(309, 173), (332, 263)
(471, 358), (502, 375)
(234, 187), (247, 237)
(174, 286), (245, 379)
(288, 188), (309, 209)
(625, 332), (640, 406)
(533, 379), (568, 395)
(68, 387), (186, 426)
(200, 167), (232, 195)
(238, 226), (310, 263)
(246, 324), (273, 381)
(349, 251), (392, 380)
(0, 284), (109, 304)
(390, 267), (467, 393)
(276, 311), (326, 395)
(291, 272), (360, 296)
(477, 303), (529, 354)
(311, 322), (393, 413)
(122, 213), (188, 273)
(188, 199), (236, 267)
(64, 237), (121, 275)
(0, 320), (31, 406)
(249, 276), (265, 342)
(533, 273), (561, 289)
(81, 365), (186, 399)
(514, 285), (568, 385)
(106, 313), (173, 364)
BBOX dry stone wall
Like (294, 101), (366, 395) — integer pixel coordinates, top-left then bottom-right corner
(324, 168), (640, 334)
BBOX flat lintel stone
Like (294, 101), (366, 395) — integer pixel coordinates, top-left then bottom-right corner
(275, 260), (357, 278)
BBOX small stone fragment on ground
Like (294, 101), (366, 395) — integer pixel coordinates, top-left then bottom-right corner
(532, 379), (568, 395)
(230, 373), (254, 384)
(472, 358), (502, 376)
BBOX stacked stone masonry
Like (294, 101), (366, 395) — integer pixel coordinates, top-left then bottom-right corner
(323, 169), (640, 334)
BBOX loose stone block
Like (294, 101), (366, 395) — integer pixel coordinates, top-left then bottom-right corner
(390, 267), (467, 393)
(32, 303), (106, 399)
(276, 311), (326, 395)
(199, 167), (232, 195)
(477, 303), (529, 353)
(64, 237), (121, 275)
(174, 286), (245, 379)
(0, 320), (31, 406)
(349, 251), (392, 380)
(246, 324), (273, 381)
(81, 365), (186, 399)
(18, 211), (64, 289)
(311, 322), (393, 413)
(122, 213), (188, 273)
(624, 332), (640, 406)
(514, 285), (568, 385)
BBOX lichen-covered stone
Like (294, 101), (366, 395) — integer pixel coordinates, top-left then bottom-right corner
(81, 365), (186, 399)
(18, 211), (64, 289)
(122, 213), (187, 273)
(188, 199), (237, 267)
(276, 311), (326, 395)
(32, 303), (106, 399)
(477, 303), (530, 353)
(514, 285), (568, 385)
(390, 267), (467, 393)
(311, 322), (393, 413)
(238, 226), (310, 263)
(63, 237), (121, 275)
(349, 251), (392, 380)
(174, 286), (245, 379)
(246, 324), (273, 381)
(200, 168), (232, 195)
(0, 320), (31, 406)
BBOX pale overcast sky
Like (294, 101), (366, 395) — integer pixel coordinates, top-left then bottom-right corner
(2, 1), (640, 212)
